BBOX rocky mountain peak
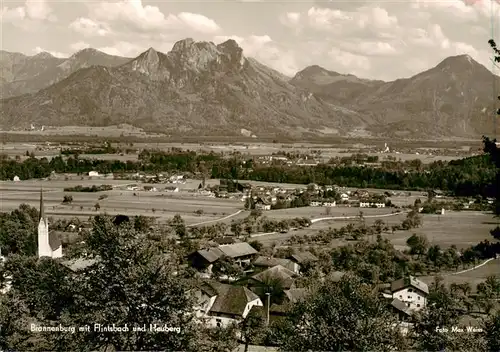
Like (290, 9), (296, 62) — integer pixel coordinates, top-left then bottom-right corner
(435, 54), (483, 72)
(171, 38), (196, 52)
(129, 47), (162, 76)
(74, 48), (100, 57)
(33, 52), (55, 59)
(216, 39), (246, 66)
(167, 38), (246, 73)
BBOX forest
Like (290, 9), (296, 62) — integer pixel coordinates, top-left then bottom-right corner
(0, 150), (496, 198)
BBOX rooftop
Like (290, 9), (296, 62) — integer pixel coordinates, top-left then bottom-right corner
(208, 282), (260, 317)
(218, 242), (258, 258)
(391, 276), (429, 295)
(289, 251), (318, 264)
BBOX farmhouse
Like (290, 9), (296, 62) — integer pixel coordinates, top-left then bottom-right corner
(252, 256), (299, 274)
(288, 251), (318, 273)
(390, 276), (428, 312)
(193, 281), (263, 328)
(188, 243), (258, 276)
(217, 242), (258, 266)
(247, 265), (299, 295)
(88, 171), (99, 177)
(164, 186), (179, 192)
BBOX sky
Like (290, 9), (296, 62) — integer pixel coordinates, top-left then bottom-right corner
(1, 0), (500, 80)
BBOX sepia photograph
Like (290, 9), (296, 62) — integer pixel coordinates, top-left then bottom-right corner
(1, 0), (499, 351)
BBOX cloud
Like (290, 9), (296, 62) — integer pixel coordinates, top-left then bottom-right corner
(214, 34), (298, 76)
(177, 12), (220, 33)
(97, 41), (146, 57)
(340, 41), (399, 56)
(69, 18), (111, 37)
(274, 2), (495, 79)
(328, 48), (371, 72)
(70, 41), (91, 52)
(86, 0), (220, 34)
(280, 12), (301, 26)
(33, 46), (67, 58)
(1, 0), (55, 24)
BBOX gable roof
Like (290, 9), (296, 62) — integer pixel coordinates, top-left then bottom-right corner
(330, 271), (346, 282)
(48, 231), (62, 251)
(391, 276), (429, 295)
(208, 283), (260, 317)
(195, 248), (225, 263)
(251, 265), (297, 289)
(218, 242), (258, 258)
(199, 280), (219, 297)
(289, 251), (318, 264)
(253, 256), (296, 271)
(390, 298), (412, 316)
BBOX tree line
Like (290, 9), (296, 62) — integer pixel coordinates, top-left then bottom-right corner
(0, 148), (496, 199)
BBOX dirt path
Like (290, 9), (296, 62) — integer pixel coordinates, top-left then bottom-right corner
(187, 209), (244, 227)
(310, 210), (409, 224)
(250, 210), (408, 239)
(446, 258), (496, 276)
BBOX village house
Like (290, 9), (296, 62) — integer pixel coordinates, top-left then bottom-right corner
(193, 281), (263, 328)
(259, 288), (310, 324)
(246, 265), (299, 297)
(288, 251), (319, 274)
(88, 171), (99, 177)
(390, 276), (429, 312)
(188, 243), (258, 277)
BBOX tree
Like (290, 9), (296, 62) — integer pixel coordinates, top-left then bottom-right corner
(249, 240), (263, 252)
(485, 39), (500, 226)
(239, 309), (266, 352)
(211, 255), (244, 280)
(1, 216), (202, 351)
(170, 214), (187, 239)
(62, 195), (73, 204)
(484, 311), (500, 352)
(406, 233), (429, 256)
(230, 221), (243, 236)
(276, 274), (406, 351)
(93, 202), (100, 211)
(411, 276), (485, 351)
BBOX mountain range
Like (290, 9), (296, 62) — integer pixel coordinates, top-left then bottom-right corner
(1, 38), (499, 139)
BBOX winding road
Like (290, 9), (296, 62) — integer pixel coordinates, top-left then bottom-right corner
(187, 210), (245, 227)
(250, 210), (408, 239)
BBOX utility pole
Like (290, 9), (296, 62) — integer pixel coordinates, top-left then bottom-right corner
(265, 292), (271, 326)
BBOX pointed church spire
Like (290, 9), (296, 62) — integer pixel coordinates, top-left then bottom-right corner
(39, 187), (46, 222)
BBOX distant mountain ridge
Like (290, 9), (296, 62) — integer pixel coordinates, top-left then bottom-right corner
(0, 40), (498, 139)
(0, 39), (366, 137)
(0, 49), (130, 98)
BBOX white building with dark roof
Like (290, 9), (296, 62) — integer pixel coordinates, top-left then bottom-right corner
(193, 281), (263, 328)
(390, 276), (428, 312)
(38, 189), (62, 259)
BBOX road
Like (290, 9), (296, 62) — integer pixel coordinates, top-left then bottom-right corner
(187, 210), (245, 227)
(250, 210), (408, 239)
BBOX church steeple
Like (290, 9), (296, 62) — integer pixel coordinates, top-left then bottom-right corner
(39, 187), (46, 222)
